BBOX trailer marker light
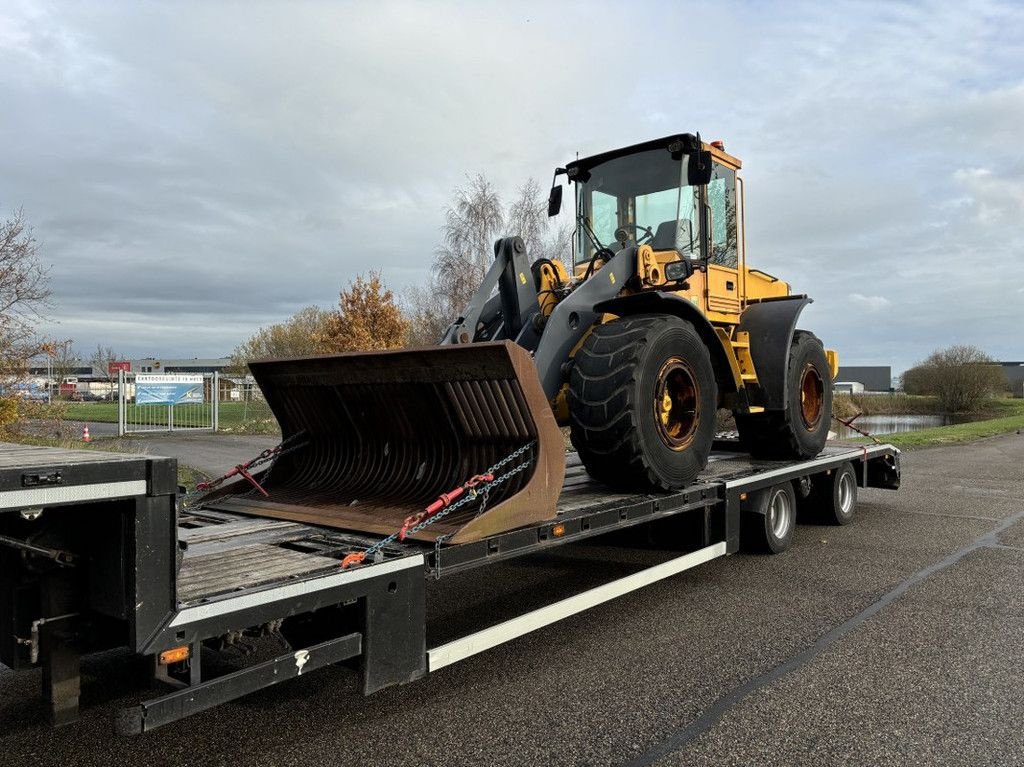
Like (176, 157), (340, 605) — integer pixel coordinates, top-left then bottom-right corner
(159, 646), (190, 665)
(739, 492), (748, 501)
(552, 524), (566, 537)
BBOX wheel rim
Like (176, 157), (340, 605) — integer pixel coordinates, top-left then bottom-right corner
(799, 364), (824, 430)
(654, 356), (700, 451)
(768, 488), (793, 539)
(838, 472), (854, 514)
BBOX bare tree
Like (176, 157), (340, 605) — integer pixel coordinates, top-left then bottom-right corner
(47, 339), (78, 398)
(442, 173), (505, 275)
(89, 345), (121, 388)
(0, 210), (51, 374)
(507, 178), (574, 263)
(901, 345), (1007, 412)
(403, 284), (451, 346)
(506, 178), (547, 258)
(407, 174), (572, 343)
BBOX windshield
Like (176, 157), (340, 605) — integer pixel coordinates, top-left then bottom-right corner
(574, 148), (700, 265)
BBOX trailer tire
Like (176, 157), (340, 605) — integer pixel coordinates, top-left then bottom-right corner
(803, 462), (858, 525)
(741, 482), (797, 554)
(568, 314), (718, 491)
(735, 330), (831, 459)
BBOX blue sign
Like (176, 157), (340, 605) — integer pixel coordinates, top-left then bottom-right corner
(136, 374), (205, 405)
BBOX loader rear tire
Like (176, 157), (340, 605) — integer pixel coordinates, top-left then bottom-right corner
(568, 315), (718, 491)
(735, 330), (832, 460)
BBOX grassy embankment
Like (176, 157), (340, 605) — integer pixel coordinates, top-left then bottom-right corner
(834, 393), (1024, 448)
(48, 394), (1024, 450)
(1, 431), (209, 486)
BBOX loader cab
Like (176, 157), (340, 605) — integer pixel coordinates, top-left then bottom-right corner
(565, 135), (740, 273)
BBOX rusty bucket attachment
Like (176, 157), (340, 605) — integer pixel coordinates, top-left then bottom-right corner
(234, 342), (565, 545)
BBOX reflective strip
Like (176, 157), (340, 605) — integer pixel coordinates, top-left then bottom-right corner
(0, 480), (148, 511)
(428, 542), (727, 671)
(169, 554), (425, 627)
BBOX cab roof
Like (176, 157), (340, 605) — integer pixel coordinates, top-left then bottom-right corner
(564, 134), (701, 181)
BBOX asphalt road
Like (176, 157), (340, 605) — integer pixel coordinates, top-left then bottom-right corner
(1, 433), (1022, 766)
(37, 423), (280, 477)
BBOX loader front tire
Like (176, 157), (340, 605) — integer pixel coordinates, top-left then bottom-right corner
(568, 315), (718, 491)
(735, 330), (832, 459)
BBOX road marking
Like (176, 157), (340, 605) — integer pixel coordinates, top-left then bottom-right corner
(899, 509), (1001, 522)
(622, 507), (1024, 767)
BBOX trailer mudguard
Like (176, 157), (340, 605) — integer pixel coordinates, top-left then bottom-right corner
(593, 291), (739, 394)
(736, 296), (811, 410)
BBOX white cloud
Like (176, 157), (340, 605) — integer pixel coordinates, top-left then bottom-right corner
(952, 167), (1024, 224)
(848, 293), (892, 312)
(0, 0), (1022, 374)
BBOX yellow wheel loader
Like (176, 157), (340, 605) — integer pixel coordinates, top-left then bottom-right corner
(242, 134), (837, 544)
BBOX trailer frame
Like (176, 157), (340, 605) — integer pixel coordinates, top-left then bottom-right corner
(0, 441), (899, 733)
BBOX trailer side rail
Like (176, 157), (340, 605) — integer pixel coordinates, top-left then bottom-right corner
(428, 541), (727, 671)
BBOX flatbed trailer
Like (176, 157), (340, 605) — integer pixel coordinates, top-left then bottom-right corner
(0, 440), (899, 733)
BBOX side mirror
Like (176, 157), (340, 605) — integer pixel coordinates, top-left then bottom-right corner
(547, 184), (563, 217)
(664, 259), (694, 283)
(687, 150), (713, 186)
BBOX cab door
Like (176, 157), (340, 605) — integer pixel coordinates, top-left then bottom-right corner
(702, 162), (741, 322)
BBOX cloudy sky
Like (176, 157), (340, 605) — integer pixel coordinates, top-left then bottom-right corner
(1, 0), (1022, 373)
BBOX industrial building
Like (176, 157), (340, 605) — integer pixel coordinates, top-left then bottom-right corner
(1000, 361), (1024, 397)
(835, 366), (892, 393)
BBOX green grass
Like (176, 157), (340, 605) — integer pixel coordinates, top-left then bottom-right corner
(62, 401), (279, 434)
(62, 403), (118, 421)
(864, 398), (1024, 449)
(53, 395), (1024, 449)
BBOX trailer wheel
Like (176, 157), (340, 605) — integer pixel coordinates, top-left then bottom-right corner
(803, 462), (858, 525)
(741, 482), (797, 554)
(735, 330), (832, 459)
(568, 314), (718, 490)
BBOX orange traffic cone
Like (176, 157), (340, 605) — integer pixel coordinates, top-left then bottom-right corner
(82, 424), (91, 443)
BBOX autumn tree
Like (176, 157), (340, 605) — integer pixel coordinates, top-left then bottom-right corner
(901, 345), (1006, 412)
(0, 209), (50, 374)
(230, 305), (334, 372)
(316, 272), (409, 353)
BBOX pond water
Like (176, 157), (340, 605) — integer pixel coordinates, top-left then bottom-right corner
(832, 413), (964, 439)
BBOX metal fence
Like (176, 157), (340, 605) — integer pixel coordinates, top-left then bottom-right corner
(118, 371), (220, 435)
(218, 376), (276, 432)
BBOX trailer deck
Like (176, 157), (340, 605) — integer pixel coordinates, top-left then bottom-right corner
(0, 440), (899, 733)
(181, 442), (894, 590)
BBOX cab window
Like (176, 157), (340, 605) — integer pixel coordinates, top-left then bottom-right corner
(707, 164), (737, 268)
(591, 190), (618, 250)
